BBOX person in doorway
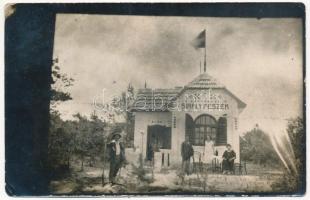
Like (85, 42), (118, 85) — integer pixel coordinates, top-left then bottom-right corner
(181, 137), (194, 175)
(108, 127), (125, 184)
(222, 144), (236, 174)
(204, 135), (215, 164)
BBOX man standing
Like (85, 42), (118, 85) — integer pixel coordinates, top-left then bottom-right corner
(108, 127), (125, 184)
(181, 137), (194, 175)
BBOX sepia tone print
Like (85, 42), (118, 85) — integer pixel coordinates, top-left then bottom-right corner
(47, 14), (304, 195)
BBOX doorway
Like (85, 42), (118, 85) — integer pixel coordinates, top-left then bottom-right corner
(146, 125), (171, 161)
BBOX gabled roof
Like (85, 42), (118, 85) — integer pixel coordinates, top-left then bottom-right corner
(181, 73), (246, 109)
(131, 73), (246, 112)
(185, 73), (225, 89)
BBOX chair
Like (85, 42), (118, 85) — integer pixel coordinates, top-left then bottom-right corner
(192, 151), (203, 173)
(211, 157), (222, 173)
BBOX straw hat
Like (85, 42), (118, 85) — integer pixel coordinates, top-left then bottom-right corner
(111, 126), (122, 139)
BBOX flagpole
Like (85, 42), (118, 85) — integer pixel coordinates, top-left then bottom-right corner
(204, 29), (206, 73)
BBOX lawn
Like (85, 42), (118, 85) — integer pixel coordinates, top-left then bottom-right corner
(49, 159), (284, 195)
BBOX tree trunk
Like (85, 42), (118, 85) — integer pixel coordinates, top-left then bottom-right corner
(102, 141), (107, 186)
(67, 155), (70, 169)
(81, 155), (84, 171)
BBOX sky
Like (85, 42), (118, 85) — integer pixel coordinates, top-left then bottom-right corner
(53, 14), (303, 136)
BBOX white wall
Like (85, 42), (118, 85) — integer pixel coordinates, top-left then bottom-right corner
(171, 111), (185, 163)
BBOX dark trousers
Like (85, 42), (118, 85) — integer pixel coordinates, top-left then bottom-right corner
(182, 159), (191, 175)
(109, 155), (122, 183)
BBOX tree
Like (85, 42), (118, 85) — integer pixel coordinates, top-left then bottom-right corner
(72, 113), (90, 171)
(50, 58), (74, 107)
(72, 112), (107, 171)
(48, 58), (75, 174)
(48, 110), (73, 175)
(111, 83), (136, 147)
(240, 127), (281, 166)
(271, 117), (305, 193)
(89, 112), (107, 166)
(287, 117), (304, 168)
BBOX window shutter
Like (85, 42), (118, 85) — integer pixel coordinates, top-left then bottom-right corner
(185, 114), (195, 144)
(217, 117), (227, 145)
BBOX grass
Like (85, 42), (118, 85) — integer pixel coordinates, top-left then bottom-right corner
(49, 160), (285, 195)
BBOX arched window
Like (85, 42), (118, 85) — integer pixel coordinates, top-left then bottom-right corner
(217, 117), (227, 145)
(193, 114), (217, 146)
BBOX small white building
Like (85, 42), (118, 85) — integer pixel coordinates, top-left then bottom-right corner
(131, 73), (246, 168)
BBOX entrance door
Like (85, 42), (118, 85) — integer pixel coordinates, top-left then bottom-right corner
(146, 125), (171, 161)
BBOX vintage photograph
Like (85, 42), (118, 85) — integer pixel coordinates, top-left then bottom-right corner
(4, 3), (306, 197)
(47, 14), (304, 195)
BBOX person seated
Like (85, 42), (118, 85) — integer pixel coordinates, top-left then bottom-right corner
(222, 144), (236, 175)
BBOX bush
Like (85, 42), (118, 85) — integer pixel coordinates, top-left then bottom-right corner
(131, 154), (153, 183)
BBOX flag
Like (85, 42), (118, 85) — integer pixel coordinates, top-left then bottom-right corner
(191, 30), (206, 49)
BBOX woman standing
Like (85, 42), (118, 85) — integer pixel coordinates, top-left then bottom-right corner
(204, 135), (215, 164)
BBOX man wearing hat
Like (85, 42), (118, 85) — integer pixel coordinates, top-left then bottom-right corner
(108, 127), (125, 184)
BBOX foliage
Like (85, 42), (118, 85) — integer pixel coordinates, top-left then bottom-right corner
(131, 154), (153, 183)
(48, 60), (108, 174)
(287, 117), (304, 168)
(48, 58), (75, 176)
(123, 84), (136, 147)
(271, 117), (305, 193)
(110, 83), (136, 147)
(240, 127), (281, 166)
(50, 59), (74, 106)
(72, 113), (107, 170)
(48, 111), (73, 174)
(49, 111), (108, 173)
(48, 59), (136, 177)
